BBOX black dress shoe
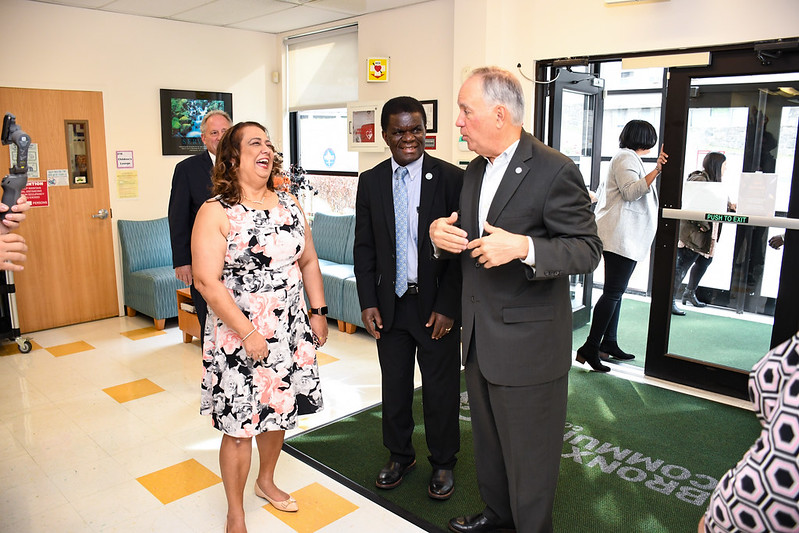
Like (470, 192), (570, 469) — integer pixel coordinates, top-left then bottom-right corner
(428, 469), (454, 500)
(375, 459), (415, 489)
(449, 513), (512, 533)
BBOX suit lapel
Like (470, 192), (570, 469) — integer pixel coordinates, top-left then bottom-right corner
(485, 131), (534, 228)
(463, 158), (486, 240)
(378, 160), (397, 245)
(418, 156), (437, 250)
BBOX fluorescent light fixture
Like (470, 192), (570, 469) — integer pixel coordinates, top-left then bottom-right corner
(622, 52), (710, 69)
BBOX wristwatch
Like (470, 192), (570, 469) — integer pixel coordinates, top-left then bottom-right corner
(309, 306), (328, 316)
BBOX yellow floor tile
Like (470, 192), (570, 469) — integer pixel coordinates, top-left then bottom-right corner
(46, 340), (94, 357)
(264, 482), (358, 532)
(103, 378), (165, 403)
(0, 339), (42, 356)
(121, 327), (167, 340)
(137, 458), (221, 505)
(316, 350), (339, 366)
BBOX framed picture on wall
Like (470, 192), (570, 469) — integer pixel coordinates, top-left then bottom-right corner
(159, 89), (233, 155)
(420, 99), (438, 133)
(347, 101), (385, 152)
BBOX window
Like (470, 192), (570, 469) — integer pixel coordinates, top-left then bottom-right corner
(286, 26), (359, 213)
(296, 108), (357, 173)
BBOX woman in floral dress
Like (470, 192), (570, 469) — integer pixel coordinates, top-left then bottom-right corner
(193, 121), (327, 533)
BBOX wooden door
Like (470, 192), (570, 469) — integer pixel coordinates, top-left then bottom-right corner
(0, 88), (118, 332)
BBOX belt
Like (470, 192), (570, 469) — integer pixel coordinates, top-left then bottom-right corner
(403, 283), (419, 296)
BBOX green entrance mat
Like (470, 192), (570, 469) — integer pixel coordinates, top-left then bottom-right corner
(285, 370), (760, 532)
(572, 298), (772, 371)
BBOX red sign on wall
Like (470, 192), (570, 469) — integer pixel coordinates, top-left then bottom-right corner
(21, 180), (49, 207)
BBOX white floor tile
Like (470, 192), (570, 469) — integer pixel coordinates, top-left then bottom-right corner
(1, 316), (431, 532)
(4, 502), (90, 533)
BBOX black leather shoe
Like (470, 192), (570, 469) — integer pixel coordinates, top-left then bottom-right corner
(375, 459), (415, 489)
(428, 469), (454, 500)
(671, 301), (686, 316)
(449, 513), (512, 532)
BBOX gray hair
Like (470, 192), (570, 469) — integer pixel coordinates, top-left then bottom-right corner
(200, 109), (232, 134)
(471, 66), (525, 126)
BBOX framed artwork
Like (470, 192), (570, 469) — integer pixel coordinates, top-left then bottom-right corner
(160, 89), (232, 155)
(347, 101), (384, 152)
(420, 99), (438, 133)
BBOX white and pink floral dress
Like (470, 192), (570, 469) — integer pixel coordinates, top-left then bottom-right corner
(200, 192), (323, 437)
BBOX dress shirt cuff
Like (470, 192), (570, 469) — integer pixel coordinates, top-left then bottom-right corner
(521, 236), (536, 266)
(432, 241), (443, 259)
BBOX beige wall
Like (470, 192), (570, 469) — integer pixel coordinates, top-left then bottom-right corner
(277, 0), (458, 171)
(0, 0), (796, 317)
(451, 0), (799, 161)
(0, 0), (279, 314)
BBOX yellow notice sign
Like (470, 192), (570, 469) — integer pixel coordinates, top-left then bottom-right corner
(367, 57), (389, 82)
(117, 170), (138, 199)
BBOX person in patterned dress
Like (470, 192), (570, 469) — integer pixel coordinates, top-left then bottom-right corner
(699, 332), (799, 533)
(193, 121), (327, 533)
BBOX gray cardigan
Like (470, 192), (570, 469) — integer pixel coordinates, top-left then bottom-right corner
(594, 148), (658, 262)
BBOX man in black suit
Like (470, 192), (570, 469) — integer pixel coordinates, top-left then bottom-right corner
(167, 110), (231, 346)
(354, 96), (463, 500)
(431, 67), (602, 532)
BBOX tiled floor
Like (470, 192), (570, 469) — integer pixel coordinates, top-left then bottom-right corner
(0, 310), (748, 533)
(0, 314), (425, 533)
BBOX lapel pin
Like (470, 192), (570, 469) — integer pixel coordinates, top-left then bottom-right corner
(425, 172), (433, 180)
(515, 167), (522, 174)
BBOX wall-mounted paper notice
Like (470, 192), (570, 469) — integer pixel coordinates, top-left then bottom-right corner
(737, 172), (777, 216)
(47, 169), (69, 187)
(682, 181), (727, 213)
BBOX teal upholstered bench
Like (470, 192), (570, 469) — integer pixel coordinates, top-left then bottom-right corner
(311, 213), (363, 333)
(118, 218), (187, 329)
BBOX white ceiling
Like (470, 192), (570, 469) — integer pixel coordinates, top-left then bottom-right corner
(29, 0), (433, 34)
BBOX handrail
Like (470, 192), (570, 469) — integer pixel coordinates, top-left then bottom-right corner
(662, 208), (799, 230)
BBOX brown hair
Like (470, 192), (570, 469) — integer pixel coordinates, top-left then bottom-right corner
(211, 121), (283, 204)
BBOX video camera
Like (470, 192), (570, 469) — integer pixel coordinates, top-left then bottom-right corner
(1, 113), (31, 217)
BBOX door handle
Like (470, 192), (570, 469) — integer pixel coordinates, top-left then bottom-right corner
(92, 209), (109, 219)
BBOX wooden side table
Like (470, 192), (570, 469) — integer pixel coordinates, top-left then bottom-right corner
(177, 287), (201, 343)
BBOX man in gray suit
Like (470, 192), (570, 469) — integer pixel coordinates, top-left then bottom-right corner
(431, 67), (602, 533)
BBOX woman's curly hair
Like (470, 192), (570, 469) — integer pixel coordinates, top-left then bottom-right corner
(211, 121), (284, 204)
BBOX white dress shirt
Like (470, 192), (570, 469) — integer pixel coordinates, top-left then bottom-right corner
(478, 140), (536, 266)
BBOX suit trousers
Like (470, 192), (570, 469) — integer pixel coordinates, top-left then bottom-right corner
(190, 283), (208, 348)
(465, 337), (568, 533)
(376, 293), (460, 469)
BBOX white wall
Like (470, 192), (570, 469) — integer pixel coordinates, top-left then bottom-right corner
(278, 0), (458, 173)
(1, 0), (279, 221)
(0, 0), (279, 314)
(0, 0), (796, 319)
(448, 0), (799, 161)
(354, 0), (457, 171)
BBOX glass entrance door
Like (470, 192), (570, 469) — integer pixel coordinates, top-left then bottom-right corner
(648, 47), (799, 399)
(548, 67), (605, 327)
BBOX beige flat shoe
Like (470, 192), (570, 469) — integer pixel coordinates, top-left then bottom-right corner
(255, 482), (298, 512)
